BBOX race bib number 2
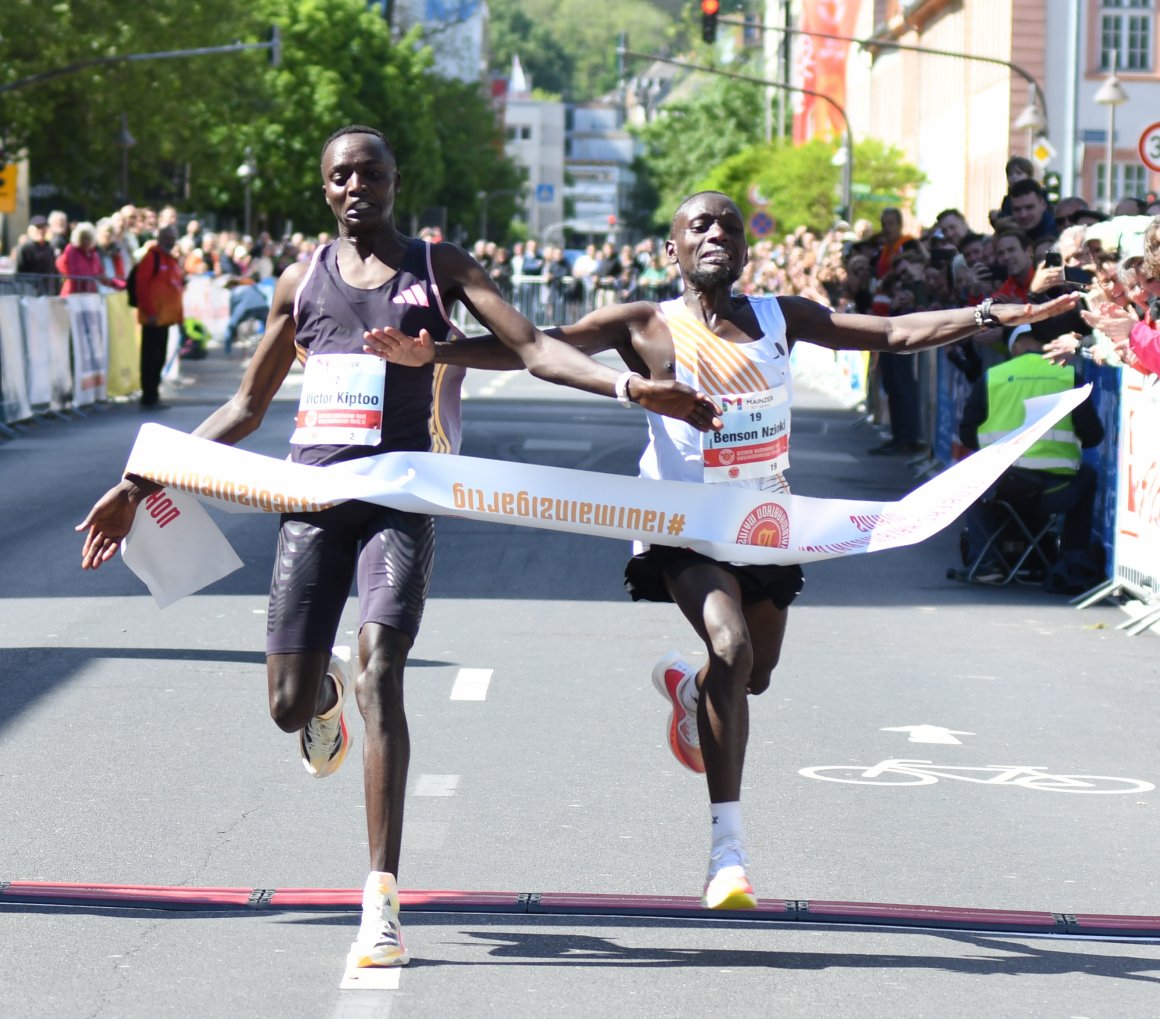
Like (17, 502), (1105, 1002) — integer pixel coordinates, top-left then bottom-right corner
(702, 387), (790, 483)
(291, 353), (385, 446)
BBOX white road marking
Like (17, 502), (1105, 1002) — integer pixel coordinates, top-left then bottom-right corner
(522, 439), (593, 452)
(881, 725), (976, 745)
(450, 667), (492, 701)
(338, 967), (402, 993)
(414, 773), (459, 796)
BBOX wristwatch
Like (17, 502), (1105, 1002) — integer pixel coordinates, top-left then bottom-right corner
(615, 370), (643, 408)
(974, 298), (999, 329)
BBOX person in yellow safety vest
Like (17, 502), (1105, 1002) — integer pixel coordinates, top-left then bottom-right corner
(959, 324), (1104, 584)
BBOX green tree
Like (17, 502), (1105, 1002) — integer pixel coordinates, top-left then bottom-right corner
(0, 0), (263, 216)
(486, 2), (575, 98)
(225, 0), (441, 233)
(632, 76), (767, 230)
(698, 138), (927, 239)
(424, 75), (524, 244)
(487, 0), (683, 99)
(0, 0), (523, 240)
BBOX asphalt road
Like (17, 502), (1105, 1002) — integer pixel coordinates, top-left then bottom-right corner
(2, 347), (1158, 1018)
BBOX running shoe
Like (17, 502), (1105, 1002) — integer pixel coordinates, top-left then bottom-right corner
(349, 872), (409, 968)
(651, 651), (704, 774)
(702, 839), (757, 910)
(299, 648), (350, 778)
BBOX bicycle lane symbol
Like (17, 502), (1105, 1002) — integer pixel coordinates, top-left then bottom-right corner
(798, 759), (1156, 794)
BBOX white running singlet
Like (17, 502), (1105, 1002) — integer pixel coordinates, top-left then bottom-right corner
(639, 296), (793, 495)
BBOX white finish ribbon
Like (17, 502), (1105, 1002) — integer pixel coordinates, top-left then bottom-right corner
(117, 386), (1091, 606)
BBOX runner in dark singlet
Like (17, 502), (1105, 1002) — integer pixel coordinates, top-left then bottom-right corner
(77, 126), (721, 969)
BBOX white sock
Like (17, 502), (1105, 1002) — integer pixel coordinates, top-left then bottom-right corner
(710, 801), (745, 850)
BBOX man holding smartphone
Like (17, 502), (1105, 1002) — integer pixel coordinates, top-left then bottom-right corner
(993, 228), (1037, 302)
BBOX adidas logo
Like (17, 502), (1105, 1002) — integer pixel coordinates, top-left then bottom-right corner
(391, 283), (429, 307)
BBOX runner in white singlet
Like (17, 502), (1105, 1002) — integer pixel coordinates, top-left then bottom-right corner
(365, 191), (1080, 910)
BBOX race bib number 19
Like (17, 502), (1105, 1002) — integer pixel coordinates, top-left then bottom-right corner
(702, 387), (790, 483)
(291, 353), (385, 446)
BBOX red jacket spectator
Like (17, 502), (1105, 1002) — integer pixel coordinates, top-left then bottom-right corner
(1128, 318), (1160, 375)
(135, 242), (185, 327)
(55, 242), (104, 296)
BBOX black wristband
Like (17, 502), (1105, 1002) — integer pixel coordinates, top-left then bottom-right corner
(973, 298), (999, 329)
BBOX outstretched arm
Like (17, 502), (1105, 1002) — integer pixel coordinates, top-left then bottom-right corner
(368, 243), (721, 429)
(782, 292), (1083, 353)
(77, 265), (303, 569)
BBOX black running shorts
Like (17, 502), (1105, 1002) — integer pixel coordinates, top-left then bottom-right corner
(624, 544), (804, 609)
(266, 500), (435, 654)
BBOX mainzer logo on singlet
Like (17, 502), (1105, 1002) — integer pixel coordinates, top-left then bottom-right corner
(736, 502), (790, 548)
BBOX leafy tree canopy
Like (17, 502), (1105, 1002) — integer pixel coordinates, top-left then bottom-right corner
(699, 138), (927, 239)
(487, 0), (686, 100)
(631, 75), (767, 231)
(0, 0), (519, 240)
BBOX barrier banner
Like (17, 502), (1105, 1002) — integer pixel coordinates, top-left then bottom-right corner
(933, 350), (974, 467)
(105, 291), (140, 398)
(1113, 370), (1160, 596)
(788, 342), (867, 408)
(67, 294), (107, 406)
(1087, 362), (1122, 561)
(0, 295), (30, 424)
(115, 386), (1090, 606)
(183, 275), (231, 340)
(23, 296), (75, 411)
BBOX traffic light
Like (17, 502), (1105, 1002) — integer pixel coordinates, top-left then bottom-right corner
(701, 0), (719, 44)
(1043, 170), (1061, 205)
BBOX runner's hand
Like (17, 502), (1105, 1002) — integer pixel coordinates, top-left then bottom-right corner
(991, 292), (1083, 325)
(76, 482), (140, 570)
(363, 326), (435, 366)
(635, 379), (723, 432)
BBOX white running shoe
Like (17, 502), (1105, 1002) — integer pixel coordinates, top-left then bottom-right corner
(703, 839), (757, 910)
(299, 647), (350, 778)
(349, 872), (409, 968)
(651, 651), (704, 773)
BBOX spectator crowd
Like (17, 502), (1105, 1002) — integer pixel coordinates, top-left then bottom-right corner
(8, 154), (1160, 410)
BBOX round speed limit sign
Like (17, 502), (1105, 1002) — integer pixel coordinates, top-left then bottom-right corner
(1139, 121), (1160, 172)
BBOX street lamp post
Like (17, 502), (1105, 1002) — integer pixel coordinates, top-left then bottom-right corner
(117, 112), (135, 203)
(236, 147), (257, 237)
(1094, 53), (1129, 214)
(1013, 88), (1047, 160)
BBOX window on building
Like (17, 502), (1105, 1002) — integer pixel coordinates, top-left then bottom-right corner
(505, 125), (533, 141)
(1096, 161), (1150, 203)
(1124, 163), (1149, 197)
(1100, 0), (1153, 72)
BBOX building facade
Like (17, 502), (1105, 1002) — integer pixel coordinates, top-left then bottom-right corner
(802, 0), (1160, 228)
(564, 102), (638, 239)
(501, 87), (566, 241)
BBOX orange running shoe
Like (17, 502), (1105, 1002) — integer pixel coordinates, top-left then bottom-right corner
(651, 652), (704, 774)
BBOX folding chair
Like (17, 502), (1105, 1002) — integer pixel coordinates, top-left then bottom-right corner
(949, 498), (1061, 586)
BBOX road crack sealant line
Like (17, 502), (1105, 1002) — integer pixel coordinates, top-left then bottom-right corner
(3, 882), (1159, 939)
